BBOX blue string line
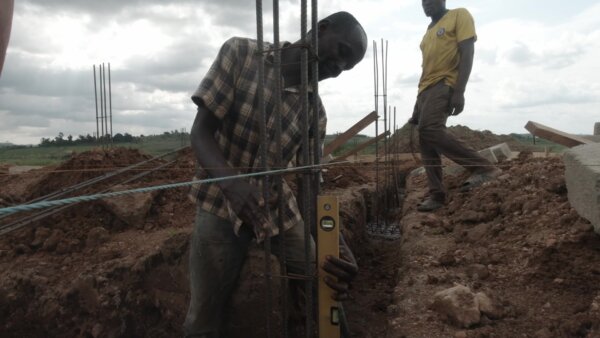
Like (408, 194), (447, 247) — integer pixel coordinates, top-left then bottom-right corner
(0, 163), (325, 217)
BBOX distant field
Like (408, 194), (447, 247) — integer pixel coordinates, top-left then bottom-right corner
(0, 131), (566, 166)
(0, 134), (190, 166)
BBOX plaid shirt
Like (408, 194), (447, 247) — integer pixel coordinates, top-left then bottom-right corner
(189, 37), (327, 237)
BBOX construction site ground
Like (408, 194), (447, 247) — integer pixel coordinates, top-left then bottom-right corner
(0, 132), (599, 337)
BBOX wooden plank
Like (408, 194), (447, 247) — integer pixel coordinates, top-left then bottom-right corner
(525, 121), (594, 148)
(323, 111), (378, 157)
(332, 131), (390, 161)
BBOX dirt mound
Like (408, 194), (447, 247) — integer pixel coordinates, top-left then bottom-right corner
(27, 148), (152, 200)
(0, 147), (196, 338)
(390, 123), (531, 153)
(388, 156), (600, 337)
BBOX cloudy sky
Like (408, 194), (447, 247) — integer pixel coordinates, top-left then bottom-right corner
(1, 0), (599, 145)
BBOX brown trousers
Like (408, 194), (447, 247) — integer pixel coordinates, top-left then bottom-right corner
(415, 81), (491, 201)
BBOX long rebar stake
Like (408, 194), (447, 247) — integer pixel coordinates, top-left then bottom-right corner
(93, 65), (99, 141)
(272, 1), (288, 337)
(99, 64), (105, 145)
(255, 2), (273, 337)
(372, 41), (379, 228)
(310, 1), (322, 336)
(108, 63), (113, 142)
(381, 39), (388, 226)
(299, 1), (313, 337)
(102, 63), (109, 147)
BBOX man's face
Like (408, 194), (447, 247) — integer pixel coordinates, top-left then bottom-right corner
(314, 23), (367, 81)
(422, 0), (446, 18)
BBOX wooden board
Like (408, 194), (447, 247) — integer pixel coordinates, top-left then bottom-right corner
(322, 111), (378, 157)
(333, 131), (390, 161)
(525, 121), (595, 148)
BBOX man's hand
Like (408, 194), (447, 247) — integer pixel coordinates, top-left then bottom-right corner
(322, 236), (358, 301)
(408, 101), (419, 125)
(221, 179), (272, 240)
(449, 91), (465, 116)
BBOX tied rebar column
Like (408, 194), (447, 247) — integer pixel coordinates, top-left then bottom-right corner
(93, 65), (99, 140)
(255, 1), (273, 337)
(300, 0), (314, 336)
(272, 1), (289, 336)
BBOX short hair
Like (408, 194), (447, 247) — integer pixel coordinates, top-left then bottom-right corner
(321, 11), (365, 36)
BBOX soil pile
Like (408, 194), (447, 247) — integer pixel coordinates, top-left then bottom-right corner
(390, 123), (532, 153)
(26, 148), (152, 200)
(388, 155), (600, 337)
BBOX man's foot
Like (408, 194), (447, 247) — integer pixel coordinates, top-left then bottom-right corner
(417, 197), (444, 212)
(460, 167), (502, 192)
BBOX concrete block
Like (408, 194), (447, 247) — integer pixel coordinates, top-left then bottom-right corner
(477, 143), (512, 164)
(595, 122), (600, 136)
(564, 143), (600, 234)
(409, 143), (512, 178)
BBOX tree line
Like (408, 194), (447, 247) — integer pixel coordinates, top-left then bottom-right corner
(38, 130), (188, 147)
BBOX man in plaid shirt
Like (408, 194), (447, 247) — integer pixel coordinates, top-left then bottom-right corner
(184, 11), (368, 338)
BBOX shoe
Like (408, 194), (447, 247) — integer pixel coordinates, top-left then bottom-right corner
(460, 168), (502, 192)
(417, 197), (444, 212)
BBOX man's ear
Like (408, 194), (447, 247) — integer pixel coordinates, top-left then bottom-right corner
(317, 19), (331, 37)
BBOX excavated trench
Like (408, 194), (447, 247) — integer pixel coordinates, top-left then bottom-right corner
(0, 165), (412, 338)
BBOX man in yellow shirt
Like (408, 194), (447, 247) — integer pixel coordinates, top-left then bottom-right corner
(410, 0), (501, 212)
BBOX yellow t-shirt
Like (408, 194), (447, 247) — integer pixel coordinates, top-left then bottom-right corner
(418, 8), (477, 93)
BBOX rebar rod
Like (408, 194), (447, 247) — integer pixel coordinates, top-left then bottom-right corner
(310, 0), (320, 230)
(102, 63), (108, 146)
(300, 1), (313, 336)
(372, 41), (379, 227)
(108, 63), (113, 142)
(99, 64), (105, 142)
(93, 65), (99, 140)
(272, 1), (288, 336)
(255, 2), (273, 337)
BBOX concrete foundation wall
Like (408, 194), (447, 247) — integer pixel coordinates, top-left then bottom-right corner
(564, 143), (600, 234)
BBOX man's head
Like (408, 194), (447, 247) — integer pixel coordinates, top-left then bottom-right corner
(312, 11), (367, 81)
(422, 0), (446, 18)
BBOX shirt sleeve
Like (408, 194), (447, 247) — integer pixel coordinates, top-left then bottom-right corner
(191, 37), (239, 120)
(455, 8), (477, 43)
(309, 98), (327, 160)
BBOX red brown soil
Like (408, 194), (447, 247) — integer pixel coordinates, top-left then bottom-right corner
(1, 145), (599, 338)
(391, 123), (535, 153)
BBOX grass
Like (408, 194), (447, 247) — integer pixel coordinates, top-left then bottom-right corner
(0, 134), (190, 166)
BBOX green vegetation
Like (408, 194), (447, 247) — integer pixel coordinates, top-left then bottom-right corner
(509, 133), (567, 153)
(0, 132), (190, 166)
(0, 130), (569, 167)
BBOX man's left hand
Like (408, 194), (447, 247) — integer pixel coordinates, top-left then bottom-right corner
(449, 91), (465, 116)
(322, 238), (358, 301)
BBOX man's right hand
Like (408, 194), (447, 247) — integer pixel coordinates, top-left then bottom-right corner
(220, 179), (272, 240)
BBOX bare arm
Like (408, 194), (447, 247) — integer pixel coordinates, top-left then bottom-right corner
(449, 37), (475, 116)
(0, 0), (14, 77)
(190, 104), (271, 239)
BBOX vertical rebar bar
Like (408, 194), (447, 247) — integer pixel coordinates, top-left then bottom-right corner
(300, 1), (313, 337)
(102, 63), (108, 146)
(93, 65), (99, 141)
(310, 0), (320, 229)
(255, 2), (272, 337)
(372, 41), (379, 227)
(108, 62), (113, 142)
(99, 64), (105, 143)
(272, 1), (288, 336)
